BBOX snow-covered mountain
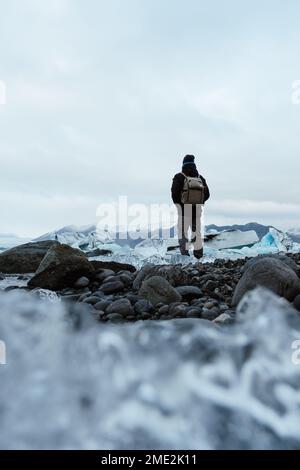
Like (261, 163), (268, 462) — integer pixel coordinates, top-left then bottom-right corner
(287, 227), (300, 243)
(29, 222), (300, 268)
(0, 234), (31, 253)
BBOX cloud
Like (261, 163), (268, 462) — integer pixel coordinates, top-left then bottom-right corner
(206, 200), (300, 230)
(1, 0), (300, 236)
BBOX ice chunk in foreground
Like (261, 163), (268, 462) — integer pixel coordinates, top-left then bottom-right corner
(0, 288), (300, 450)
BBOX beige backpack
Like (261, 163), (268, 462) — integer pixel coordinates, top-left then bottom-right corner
(181, 173), (205, 205)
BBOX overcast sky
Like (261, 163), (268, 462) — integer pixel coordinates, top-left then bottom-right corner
(1, 0), (300, 237)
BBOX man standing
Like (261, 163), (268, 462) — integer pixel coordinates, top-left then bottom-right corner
(171, 155), (210, 258)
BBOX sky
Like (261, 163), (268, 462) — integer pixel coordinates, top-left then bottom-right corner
(1, 0), (300, 237)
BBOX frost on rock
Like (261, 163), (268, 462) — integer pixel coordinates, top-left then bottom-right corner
(0, 288), (300, 450)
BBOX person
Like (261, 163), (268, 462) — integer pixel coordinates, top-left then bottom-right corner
(171, 155), (210, 258)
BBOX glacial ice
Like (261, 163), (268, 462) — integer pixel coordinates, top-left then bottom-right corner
(0, 287), (300, 450)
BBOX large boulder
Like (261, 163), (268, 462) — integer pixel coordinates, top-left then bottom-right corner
(242, 254), (300, 277)
(139, 276), (182, 306)
(0, 241), (58, 274)
(28, 244), (95, 291)
(232, 257), (300, 306)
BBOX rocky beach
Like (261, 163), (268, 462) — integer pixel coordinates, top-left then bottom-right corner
(1, 239), (300, 325)
(1, 237), (300, 449)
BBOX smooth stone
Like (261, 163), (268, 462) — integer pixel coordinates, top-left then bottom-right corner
(139, 276), (182, 306)
(204, 280), (218, 292)
(82, 296), (102, 305)
(186, 308), (202, 318)
(158, 305), (169, 315)
(106, 299), (134, 317)
(100, 281), (125, 295)
(94, 269), (115, 282)
(74, 276), (90, 288)
(134, 299), (154, 315)
(171, 304), (188, 317)
(94, 300), (111, 311)
(175, 286), (203, 301)
(106, 313), (125, 323)
(201, 308), (220, 321)
(232, 257), (300, 306)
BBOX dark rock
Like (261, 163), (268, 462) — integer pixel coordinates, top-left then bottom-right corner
(242, 254), (300, 277)
(86, 248), (112, 257)
(186, 308), (202, 318)
(232, 257), (300, 306)
(158, 305), (169, 315)
(106, 299), (134, 317)
(133, 264), (189, 290)
(120, 274), (134, 286)
(139, 276), (182, 306)
(293, 294), (300, 312)
(125, 293), (139, 304)
(4, 286), (20, 292)
(0, 241), (59, 274)
(99, 281), (125, 295)
(201, 308), (220, 321)
(204, 280), (218, 292)
(74, 276), (90, 288)
(175, 286), (202, 301)
(94, 269), (115, 282)
(28, 244), (95, 291)
(134, 299), (153, 315)
(90, 260), (136, 273)
(132, 263), (155, 290)
(0, 273), (5, 281)
(141, 312), (151, 320)
(82, 296), (103, 305)
(171, 304), (188, 317)
(106, 313), (125, 323)
(94, 300), (111, 311)
(102, 275), (120, 284)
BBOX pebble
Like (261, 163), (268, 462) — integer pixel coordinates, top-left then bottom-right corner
(134, 299), (153, 315)
(74, 277), (90, 288)
(106, 313), (125, 323)
(94, 300), (111, 311)
(100, 281), (125, 295)
(106, 299), (134, 317)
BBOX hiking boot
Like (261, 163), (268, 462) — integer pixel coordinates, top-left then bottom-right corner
(179, 238), (189, 256)
(180, 249), (190, 256)
(193, 248), (203, 259)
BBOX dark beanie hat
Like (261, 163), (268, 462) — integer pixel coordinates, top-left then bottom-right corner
(182, 154), (196, 168)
